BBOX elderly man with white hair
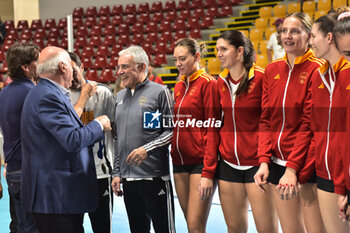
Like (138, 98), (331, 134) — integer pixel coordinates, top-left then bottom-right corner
(20, 46), (111, 233)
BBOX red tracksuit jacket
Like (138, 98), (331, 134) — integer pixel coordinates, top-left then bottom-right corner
(217, 66), (264, 166)
(289, 57), (350, 189)
(170, 69), (220, 179)
(258, 49), (325, 183)
(330, 57), (350, 195)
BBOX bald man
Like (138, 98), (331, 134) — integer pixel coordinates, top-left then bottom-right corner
(20, 46), (111, 233)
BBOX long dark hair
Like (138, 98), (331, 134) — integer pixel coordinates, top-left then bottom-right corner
(218, 30), (254, 96)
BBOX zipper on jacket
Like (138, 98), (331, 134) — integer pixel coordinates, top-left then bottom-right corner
(176, 81), (189, 165)
(319, 68), (336, 180)
(277, 68), (292, 161)
(223, 78), (240, 165)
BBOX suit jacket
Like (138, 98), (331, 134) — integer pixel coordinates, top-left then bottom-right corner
(21, 78), (104, 214)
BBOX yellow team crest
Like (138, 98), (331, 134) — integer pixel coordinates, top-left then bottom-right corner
(346, 84), (350, 90)
(221, 86), (226, 93)
(299, 72), (308, 84)
(176, 91), (180, 97)
(273, 74), (280, 80)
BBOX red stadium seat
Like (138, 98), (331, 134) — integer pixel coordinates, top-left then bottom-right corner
(90, 25), (102, 36)
(219, 5), (233, 17)
(34, 28), (46, 39)
(201, 16), (214, 28)
(46, 37), (59, 47)
(61, 37), (68, 49)
(138, 13), (151, 25)
(7, 28), (17, 36)
(165, 11), (177, 21)
(98, 16), (110, 27)
(32, 37), (45, 49)
(20, 29), (32, 39)
(4, 20), (15, 30)
(111, 44), (123, 56)
(75, 36), (88, 48)
(125, 14), (137, 25)
(44, 18), (56, 30)
(73, 7), (84, 17)
(85, 6), (97, 17)
(188, 18), (200, 29)
(208, 6), (220, 18)
(85, 16), (97, 28)
(125, 4), (136, 15)
(146, 21), (158, 33)
(160, 30), (172, 43)
(75, 26), (88, 37)
(99, 68), (115, 83)
(110, 56), (119, 67)
(146, 31), (158, 44)
(117, 24), (129, 35)
(111, 15), (124, 25)
(204, 0), (217, 8)
(173, 19), (185, 31)
(175, 29), (187, 41)
(81, 45), (95, 58)
(6, 33), (17, 41)
(89, 35), (102, 47)
(104, 34), (117, 46)
(142, 41), (156, 55)
(151, 1), (163, 12)
(96, 44), (109, 57)
(0, 48), (5, 61)
(48, 27), (60, 38)
(159, 20), (172, 32)
(30, 19), (43, 30)
(85, 68), (98, 81)
(131, 33), (144, 45)
(94, 55), (108, 69)
(73, 17), (83, 28)
(155, 41), (167, 54)
(58, 18), (67, 29)
(111, 4), (123, 15)
(99, 6), (111, 16)
(193, 8), (205, 19)
(177, 0), (190, 10)
(137, 2), (150, 13)
(118, 34), (130, 46)
(190, 0), (203, 9)
(103, 25), (116, 35)
(17, 20), (29, 30)
(131, 22), (144, 34)
(190, 28), (201, 39)
(154, 53), (167, 66)
(164, 1), (176, 11)
(179, 9), (191, 19)
(151, 12), (164, 23)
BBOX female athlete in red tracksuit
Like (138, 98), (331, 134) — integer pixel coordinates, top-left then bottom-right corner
(254, 12), (326, 233)
(171, 38), (220, 233)
(285, 14), (350, 232)
(215, 30), (278, 233)
(333, 9), (350, 223)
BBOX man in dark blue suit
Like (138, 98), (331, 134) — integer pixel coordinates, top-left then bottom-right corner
(21, 46), (112, 233)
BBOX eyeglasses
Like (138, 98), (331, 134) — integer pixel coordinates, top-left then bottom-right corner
(115, 63), (141, 71)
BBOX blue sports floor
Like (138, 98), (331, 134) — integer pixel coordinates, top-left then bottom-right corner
(0, 165), (271, 232)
